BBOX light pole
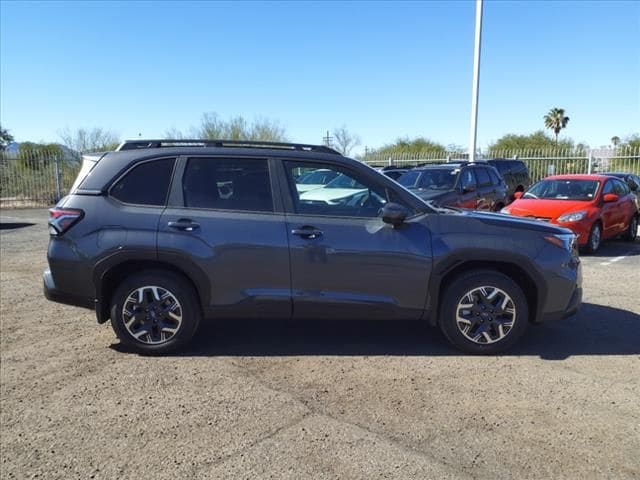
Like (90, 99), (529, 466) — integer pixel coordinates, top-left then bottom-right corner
(468, 0), (483, 163)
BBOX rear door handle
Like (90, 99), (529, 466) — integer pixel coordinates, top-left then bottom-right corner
(168, 219), (200, 232)
(291, 227), (323, 239)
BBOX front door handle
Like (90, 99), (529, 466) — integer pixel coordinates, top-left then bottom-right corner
(291, 227), (323, 239)
(168, 219), (200, 232)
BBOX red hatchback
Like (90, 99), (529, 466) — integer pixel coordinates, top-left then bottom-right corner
(502, 174), (638, 253)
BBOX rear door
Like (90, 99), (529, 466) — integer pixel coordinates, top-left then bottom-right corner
(472, 166), (495, 210)
(280, 159), (432, 321)
(158, 156), (291, 319)
(456, 167), (479, 209)
(612, 179), (636, 234)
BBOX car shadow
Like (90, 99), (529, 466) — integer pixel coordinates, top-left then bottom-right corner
(0, 222), (36, 230)
(580, 238), (640, 258)
(110, 302), (639, 360)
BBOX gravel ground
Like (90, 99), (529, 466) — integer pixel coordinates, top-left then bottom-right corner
(1, 208), (639, 480)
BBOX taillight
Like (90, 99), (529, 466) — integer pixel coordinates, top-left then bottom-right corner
(48, 208), (84, 235)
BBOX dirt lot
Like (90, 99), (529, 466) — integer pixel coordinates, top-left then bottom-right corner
(1, 208), (639, 480)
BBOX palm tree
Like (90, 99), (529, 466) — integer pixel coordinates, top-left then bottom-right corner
(611, 136), (621, 147)
(543, 108), (570, 146)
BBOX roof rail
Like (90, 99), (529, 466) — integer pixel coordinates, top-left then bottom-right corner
(115, 139), (342, 155)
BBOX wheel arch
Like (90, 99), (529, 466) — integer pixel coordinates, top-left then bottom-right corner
(426, 256), (544, 327)
(94, 257), (209, 324)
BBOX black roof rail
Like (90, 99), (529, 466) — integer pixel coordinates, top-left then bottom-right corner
(115, 139), (342, 155)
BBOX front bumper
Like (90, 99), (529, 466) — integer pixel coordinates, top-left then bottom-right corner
(540, 286), (582, 322)
(43, 268), (94, 310)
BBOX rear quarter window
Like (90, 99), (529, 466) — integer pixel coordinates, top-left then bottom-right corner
(110, 158), (175, 206)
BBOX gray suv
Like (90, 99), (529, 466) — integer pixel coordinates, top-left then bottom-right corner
(44, 140), (582, 355)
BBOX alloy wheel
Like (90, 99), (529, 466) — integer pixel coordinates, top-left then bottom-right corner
(455, 286), (516, 344)
(122, 286), (183, 345)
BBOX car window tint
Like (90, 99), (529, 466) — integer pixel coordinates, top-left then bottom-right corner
(613, 179), (629, 195)
(182, 158), (273, 212)
(111, 158), (175, 206)
(487, 168), (501, 185)
(460, 168), (476, 189)
(285, 161), (412, 218)
(602, 180), (614, 195)
(474, 167), (492, 187)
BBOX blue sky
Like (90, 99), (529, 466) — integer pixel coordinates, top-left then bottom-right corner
(1, 0), (639, 152)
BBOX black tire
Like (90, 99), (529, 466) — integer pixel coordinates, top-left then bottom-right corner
(584, 221), (602, 254)
(623, 214), (638, 242)
(110, 270), (201, 354)
(439, 270), (528, 355)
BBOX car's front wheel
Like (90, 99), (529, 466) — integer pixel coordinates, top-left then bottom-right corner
(585, 222), (602, 254)
(110, 270), (201, 354)
(439, 270), (528, 354)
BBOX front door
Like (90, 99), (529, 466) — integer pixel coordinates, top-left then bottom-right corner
(158, 156), (291, 319)
(281, 160), (433, 321)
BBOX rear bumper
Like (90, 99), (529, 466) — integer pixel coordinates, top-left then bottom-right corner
(43, 268), (94, 310)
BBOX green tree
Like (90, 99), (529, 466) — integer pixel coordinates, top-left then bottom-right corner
(170, 113), (289, 142)
(611, 136), (621, 147)
(488, 130), (574, 152)
(17, 142), (64, 169)
(370, 137), (446, 156)
(58, 127), (120, 153)
(0, 125), (14, 151)
(543, 108), (570, 146)
(622, 134), (640, 149)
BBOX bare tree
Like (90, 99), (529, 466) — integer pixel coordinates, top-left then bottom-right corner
(58, 127), (120, 153)
(332, 125), (361, 155)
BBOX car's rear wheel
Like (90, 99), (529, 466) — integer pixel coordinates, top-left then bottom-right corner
(623, 214), (638, 242)
(439, 270), (528, 354)
(110, 270), (201, 354)
(585, 222), (602, 254)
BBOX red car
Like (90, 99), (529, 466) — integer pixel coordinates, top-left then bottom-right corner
(501, 174), (638, 253)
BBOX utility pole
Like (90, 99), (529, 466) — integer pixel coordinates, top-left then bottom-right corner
(323, 130), (333, 147)
(468, 0), (483, 163)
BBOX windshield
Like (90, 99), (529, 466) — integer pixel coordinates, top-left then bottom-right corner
(523, 179), (599, 201)
(398, 169), (457, 190)
(325, 173), (365, 189)
(298, 170), (338, 185)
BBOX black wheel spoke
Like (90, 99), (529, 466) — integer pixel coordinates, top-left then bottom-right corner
(122, 286), (182, 345)
(456, 286), (516, 345)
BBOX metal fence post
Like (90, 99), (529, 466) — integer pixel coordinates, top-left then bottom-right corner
(587, 150), (593, 174)
(54, 155), (62, 202)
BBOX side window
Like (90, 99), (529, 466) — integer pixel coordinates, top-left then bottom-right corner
(285, 161), (411, 218)
(487, 168), (502, 185)
(182, 158), (273, 212)
(460, 168), (477, 191)
(474, 167), (492, 187)
(110, 158), (175, 206)
(613, 179), (629, 195)
(602, 180), (614, 195)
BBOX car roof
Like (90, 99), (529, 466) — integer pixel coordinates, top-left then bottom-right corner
(544, 174), (612, 181)
(78, 145), (360, 192)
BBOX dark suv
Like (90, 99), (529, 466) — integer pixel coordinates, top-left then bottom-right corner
(486, 159), (531, 200)
(45, 140), (582, 355)
(397, 163), (509, 211)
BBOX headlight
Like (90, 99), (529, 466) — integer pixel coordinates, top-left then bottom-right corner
(500, 207), (511, 214)
(544, 233), (577, 252)
(557, 210), (587, 223)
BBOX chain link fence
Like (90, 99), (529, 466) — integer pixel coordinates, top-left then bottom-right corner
(0, 149), (81, 208)
(1, 146), (639, 208)
(360, 146), (640, 182)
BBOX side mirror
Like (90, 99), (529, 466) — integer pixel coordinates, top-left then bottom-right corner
(462, 184), (476, 193)
(381, 203), (408, 227)
(603, 193), (619, 203)
(513, 191), (524, 200)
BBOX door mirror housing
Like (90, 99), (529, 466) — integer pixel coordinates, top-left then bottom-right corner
(461, 184), (476, 193)
(603, 193), (619, 203)
(513, 191), (524, 200)
(381, 203), (409, 227)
